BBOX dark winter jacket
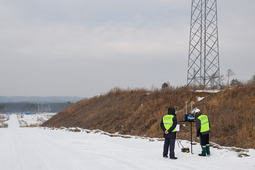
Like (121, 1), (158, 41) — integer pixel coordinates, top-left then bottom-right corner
(160, 107), (177, 139)
(195, 112), (210, 137)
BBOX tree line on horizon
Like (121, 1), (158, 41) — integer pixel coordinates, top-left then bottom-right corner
(162, 69), (255, 89)
(0, 102), (73, 113)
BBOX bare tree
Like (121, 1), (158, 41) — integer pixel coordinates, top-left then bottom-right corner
(226, 69), (235, 86)
(230, 79), (242, 86)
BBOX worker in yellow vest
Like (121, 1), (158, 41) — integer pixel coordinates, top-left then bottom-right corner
(160, 107), (177, 159)
(195, 109), (211, 156)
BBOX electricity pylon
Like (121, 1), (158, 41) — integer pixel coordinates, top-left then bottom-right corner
(187, 0), (220, 88)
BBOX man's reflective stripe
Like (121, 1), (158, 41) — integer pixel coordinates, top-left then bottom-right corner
(201, 121), (208, 125)
(164, 123), (173, 125)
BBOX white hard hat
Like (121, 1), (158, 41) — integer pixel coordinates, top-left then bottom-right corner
(192, 107), (200, 113)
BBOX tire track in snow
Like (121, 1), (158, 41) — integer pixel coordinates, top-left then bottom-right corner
(0, 115), (88, 170)
(13, 115), (104, 170)
(13, 129), (26, 170)
(15, 128), (51, 170)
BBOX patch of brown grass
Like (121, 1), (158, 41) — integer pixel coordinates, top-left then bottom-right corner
(193, 83), (255, 148)
(43, 87), (193, 137)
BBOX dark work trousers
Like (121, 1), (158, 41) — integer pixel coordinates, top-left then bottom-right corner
(200, 134), (210, 146)
(163, 138), (176, 157)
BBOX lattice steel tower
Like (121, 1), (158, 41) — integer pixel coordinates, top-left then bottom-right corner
(187, 0), (220, 88)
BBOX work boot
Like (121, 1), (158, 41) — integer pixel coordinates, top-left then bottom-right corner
(206, 145), (210, 155)
(199, 147), (206, 156)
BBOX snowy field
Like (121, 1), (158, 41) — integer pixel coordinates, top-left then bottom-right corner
(0, 114), (254, 170)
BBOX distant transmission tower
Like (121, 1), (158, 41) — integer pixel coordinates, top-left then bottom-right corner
(187, 0), (220, 88)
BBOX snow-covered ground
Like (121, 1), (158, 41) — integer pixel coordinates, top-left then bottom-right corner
(0, 114), (254, 170)
(18, 113), (56, 127)
(195, 89), (221, 93)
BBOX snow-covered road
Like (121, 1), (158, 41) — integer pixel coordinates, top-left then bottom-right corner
(0, 115), (106, 169)
(0, 114), (254, 170)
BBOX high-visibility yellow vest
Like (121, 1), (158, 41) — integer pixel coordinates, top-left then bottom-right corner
(163, 115), (176, 132)
(198, 115), (210, 133)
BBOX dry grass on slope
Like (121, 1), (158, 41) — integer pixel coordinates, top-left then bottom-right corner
(42, 84), (255, 149)
(42, 87), (195, 138)
(193, 83), (255, 149)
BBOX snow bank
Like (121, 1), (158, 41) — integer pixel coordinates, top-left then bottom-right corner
(197, 96), (205, 101)
(17, 113), (57, 127)
(0, 114), (9, 128)
(195, 89), (220, 93)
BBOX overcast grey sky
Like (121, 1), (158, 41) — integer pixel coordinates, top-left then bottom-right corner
(0, 0), (254, 97)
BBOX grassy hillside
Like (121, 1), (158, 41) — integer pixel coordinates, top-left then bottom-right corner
(195, 83), (255, 148)
(42, 84), (255, 149)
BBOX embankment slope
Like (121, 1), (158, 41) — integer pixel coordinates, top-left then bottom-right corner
(43, 84), (255, 149)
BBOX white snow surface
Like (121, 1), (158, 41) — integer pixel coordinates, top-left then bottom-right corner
(195, 90), (220, 93)
(197, 97), (205, 101)
(18, 113), (56, 127)
(0, 114), (254, 170)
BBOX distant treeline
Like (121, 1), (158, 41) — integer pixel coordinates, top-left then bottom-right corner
(0, 96), (84, 103)
(0, 102), (73, 113)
